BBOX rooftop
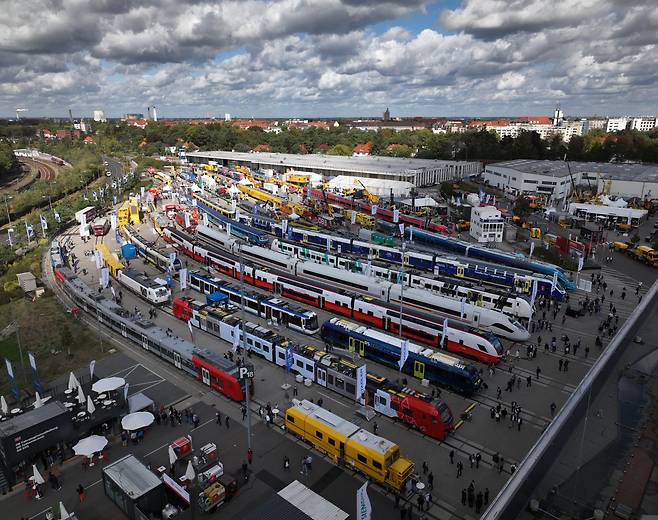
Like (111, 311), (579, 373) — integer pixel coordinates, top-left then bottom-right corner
(187, 150), (476, 176)
(488, 159), (658, 181)
(103, 454), (162, 498)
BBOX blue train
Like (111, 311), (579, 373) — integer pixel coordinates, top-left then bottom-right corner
(406, 227), (577, 290)
(321, 318), (482, 396)
(280, 226), (566, 299)
(193, 194), (269, 246)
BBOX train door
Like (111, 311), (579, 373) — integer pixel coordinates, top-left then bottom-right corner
(316, 367), (327, 387)
(472, 312), (479, 325)
(302, 233), (308, 243)
(348, 338), (366, 357)
(413, 360), (425, 379)
(120, 323), (127, 338)
(201, 367), (210, 386)
(173, 352), (182, 369)
(141, 334), (149, 351)
(457, 266), (464, 277)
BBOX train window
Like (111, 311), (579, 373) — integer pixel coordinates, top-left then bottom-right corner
(287, 415), (294, 423)
(391, 401), (398, 411)
(335, 378), (344, 390)
(357, 454), (367, 464)
(306, 363), (313, 371)
(278, 352), (285, 360)
(263, 345), (270, 353)
(247, 338), (253, 346)
(373, 461), (382, 470)
(346, 383), (355, 394)
(296, 360), (304, 368)
(327, 374), (334, 385)
(328, 438), (336, 446)
(315, 431), (323, 439)
(378, 396), (387, 406)
(477, 344), (487, 352)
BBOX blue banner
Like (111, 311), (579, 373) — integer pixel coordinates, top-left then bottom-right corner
(28, 352), (44, 394)
(285, 344), (294, 371)
(5, 358), (20, 401)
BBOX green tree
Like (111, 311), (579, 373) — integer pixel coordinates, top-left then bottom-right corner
(328, 144), (353, 156)
(0, 141), (17, 178)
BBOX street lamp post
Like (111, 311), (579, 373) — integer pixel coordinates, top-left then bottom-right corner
(4, 195), (12, 226)
(238, 245), (252, 453)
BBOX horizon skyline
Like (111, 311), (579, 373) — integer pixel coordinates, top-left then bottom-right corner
(2, 1), (657, 119)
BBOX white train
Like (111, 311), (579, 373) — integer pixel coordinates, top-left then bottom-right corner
(117, 269), (171, 304)
(195, 225), (530, 341)
(271, 239), (533, 322)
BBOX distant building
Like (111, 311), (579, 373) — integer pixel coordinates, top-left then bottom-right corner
(224, 113), (231, 121)
(606, 117), (628, 133)
(383, 107), (390, 121)
(629, 117), (657, 132)
(470, 206), (504, 243)
(93, 110), (106, 123)
(125, 119), (148, 129)
(552, 105), (564, 126)
(123, 113), (144, 121)
(353, 143), (371, 157)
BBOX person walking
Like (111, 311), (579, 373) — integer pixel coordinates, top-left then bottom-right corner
(469, 453), (474, 469)
(476, 491), (483, 514)
(247, 449), (253, 465)
(536, 366), (541, 379)
(550, 402), (557, 417)
(428, 471), (434, 490)
(215, 411), (221, 425)
(225, 416), (230, 429)
(526, 375), (532, 387)
(76, 484), (85, 503)
(449, 449), (455, 464)
(564, 359), (569, 371)
(461, 488), (467, 506)
(475, 452), (481, 469)
(558, 359), (563, 371)
(484, 487), (490, 505)
(373, 421), (378, 435)
(241, 406), (247, 421)
(422, 461), (428, 474)
(456, 460), (463, 477)
(283, 456), (290, 471)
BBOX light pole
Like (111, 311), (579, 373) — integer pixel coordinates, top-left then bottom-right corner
(238, 244), (252, 453)
(4, 195), (12, 226)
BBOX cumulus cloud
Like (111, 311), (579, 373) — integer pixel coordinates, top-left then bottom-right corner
(1, 0), (657, 117)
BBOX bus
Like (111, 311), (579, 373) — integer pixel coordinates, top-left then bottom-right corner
(91, 219), (110, 236)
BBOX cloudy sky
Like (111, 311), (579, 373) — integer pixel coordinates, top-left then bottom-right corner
(2, 0), (657, 119)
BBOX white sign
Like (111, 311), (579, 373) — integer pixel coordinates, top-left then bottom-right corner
(179, 268), (188, 290)
(239, 366), (254, 380)
(441, 318), (448, 346)
(460, 297), (466, 319)
(529, 241), (535, 258)
(351, 210), (357, 225)
(370, 204), (378, 216)
(356, 482), (372, 520)
(94, 250), (103, 269)
(355, 364), (366, 401)
(100, 267), (110, 288)
(577, 255), (584, 272)
(393, 208), (400, 223)
(202, 212), (209, 226)
(110, 213), (117, 230)
(398, 339), (409, 371)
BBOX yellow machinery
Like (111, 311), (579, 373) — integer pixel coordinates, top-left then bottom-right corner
(95, 243), (124, 278)
(357, 180), (379, 204)
(530, 227), (542, 239)
(286, 173), (310, 186)
(129, 197), (141, 225)
(613, 242), (629, 252)
(285, 399), (414, 491)
(117, 203), (130, 228)
(237, 184), (284, 207)
(629, 245), (658, 267)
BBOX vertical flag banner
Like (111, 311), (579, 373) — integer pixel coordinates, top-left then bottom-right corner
(113, 195), (118, 205)
(460, 297), (466, 319)
(7, 228), (13, 247)
(89, 360), (96, 380)
(398, 339), (409, 371)
(529, 241), (535, 258)
(356, 482), (372, 520)
(94, 249), (103, 269)
(393, 208), (400, 223)
(26, 222), (34, 239)
(398, 224), (404, 237)
(5, 358), (20, 401)
(409, 227), (414, 242)
(492, 195), (497, 206)
(40, 215), (48, 231)
(226, 223), (232, 237)
(551, 271), (558, 293)
(110, 213), (117, 230)
(123, 383), (129, 401)
(281, 219), (288, 236)
(202, 212), (209, 226)
(191, 198), (197, 207)
(530, 280), (538, 311)
(169, 252), (177, 269)
(28, 352), (44, 393)
(101, 267), (110, 288)
(577, 255), (584, 272)
(187, 320), (194, 341)
(54, 212), (61, 223)
(356, 364), (366, 402)
(179, 268), (188, 290)
(479, 189), (485, 202)
(140, 186), (145, 198)
(183, 212), (191, 229)
(285, 343), (294, 371)
(365, 260), (372, 277)
(351, 210), (357, 225)
(232, 323), (241, 351)
(371, 204), (378, 216)
(441, 318), (449, 347)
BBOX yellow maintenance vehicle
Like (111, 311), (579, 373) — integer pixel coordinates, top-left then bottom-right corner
(628, 245), (658, 267)
(357, 180), (379, 204)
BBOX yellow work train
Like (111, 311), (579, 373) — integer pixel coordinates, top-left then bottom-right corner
(95, 243), (124, 278)
(285, 399), (414, 491)
(237, 184), (284, 207)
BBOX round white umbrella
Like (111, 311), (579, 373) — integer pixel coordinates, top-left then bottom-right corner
(168, 445), (177, 466)
(0, 396), (7, 415)
(73, 435), (108, 456)
(32, 464), (45, 485)
(34, 392), (43, 409)
(86, 395), (96, 415)
(59, 501), (71, 519)
(92, 377), (125, 393)
(76, 384), (85, 404)
(184, 460), (195, 482)
(68, 372), (80, 392)
(121, 411), (155, 431)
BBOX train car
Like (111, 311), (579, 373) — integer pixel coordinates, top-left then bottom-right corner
(192, 194), (268, 246)
(321, 318), (482, 396)
(122, 225), (181, 272)
(272, 239), (533, 322)
(53, 267), (249, 403)
(117, 269), (170, 304)
(91, 219), (110, 237)
(407, 227), (577, 290)
(96, 243), (124, 277)
(285, 399), (414, 491)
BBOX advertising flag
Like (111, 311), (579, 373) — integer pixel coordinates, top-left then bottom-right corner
(226, 223), (232, 237)
(371, 204), (378, 216)
(54, 212), (61, 223)
(183, 212), (191, 229)
(398, 224), (404, 237)
(202, 212), (209, 226)
(393, 208), (400, 223)
(101, 267), (110, 288)
(356, 482), (372, 520)
(40, 215), (48, 231)
(26, 222), (34, 238)
(5, 358), (19, 401)
(123, 383), (129, 401)
(398, 339), (409, 371)
(94, 249), (103, 269)
(110, 213), (117, 230)
(351, 210), (357, 225)
(529, 241), (535, 258)
(551, 271), (558, 292)
(479, 189), (485, 202)
(409, 227), (413, 241)
(187, 319), (194, 340)
(577, 255), (584, 272)
(169, 252), (177, 269)
(356, 364), (366, 402)
(179, 268), (188, 290)
(285, 343), (294, 370)
(530, 279), (538, 310)
(441, 318), (449, 347)
(140, 187), (145, 198)
(281, 219), (288, 236)
(232, 323), (241, 350)
(460, 297), (466, 319)
(89, 360), (96, 380)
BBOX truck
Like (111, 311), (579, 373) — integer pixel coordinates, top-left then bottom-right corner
(628, 245), (658, 267)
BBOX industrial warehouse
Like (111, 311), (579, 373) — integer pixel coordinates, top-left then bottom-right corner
(484, 159), (658, 201)
(185, 150), (481, 190)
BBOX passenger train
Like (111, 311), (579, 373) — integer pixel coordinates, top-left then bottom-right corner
(405, 227), (577, 290)
(171, 299), (454, 440)
(278, 225), (567, 299)
(95, 243), (170, 305)
(163, 226), (505, 363)
(321, 318), (483, 396)
(52, 266), (251, 402)
(271, 239), (533, 322)
(195, 225), (529, 342)
(122, 225), (182, 272)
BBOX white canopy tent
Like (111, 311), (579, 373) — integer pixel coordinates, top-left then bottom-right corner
(73, 435), (108, 457)
(92, 377), (125, 393)
(121, 411), (155, 431)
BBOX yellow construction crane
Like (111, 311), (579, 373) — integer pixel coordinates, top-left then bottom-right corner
(358, 180), (379, 204)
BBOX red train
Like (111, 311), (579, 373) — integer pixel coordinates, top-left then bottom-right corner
(303, 187), (450, 234)
(192, 349), (253, 401)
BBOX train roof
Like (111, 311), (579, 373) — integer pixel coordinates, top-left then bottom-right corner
(289, 399), (359, 439)
(328, 318), (468, 369)
(194, 348), (239, 373)
(121, 269), (167, 289)
(350, 428), (398, 456)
